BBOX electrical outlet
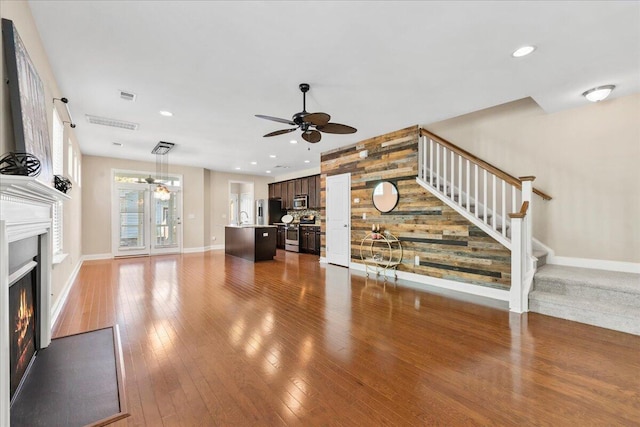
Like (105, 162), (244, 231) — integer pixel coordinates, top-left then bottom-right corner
(362, 212), (367, 219)
(211, 236), (216, 241)
(414, 255), (420, 266)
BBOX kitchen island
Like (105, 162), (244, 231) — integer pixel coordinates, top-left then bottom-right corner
(225, 225), (277, 261)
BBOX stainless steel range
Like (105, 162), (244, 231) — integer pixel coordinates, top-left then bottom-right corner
(285, 224), (300, 252)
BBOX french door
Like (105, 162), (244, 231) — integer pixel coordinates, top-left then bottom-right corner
(113, 183), (182, 257)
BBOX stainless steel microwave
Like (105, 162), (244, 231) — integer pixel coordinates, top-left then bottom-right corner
(293, 195), (308, 210)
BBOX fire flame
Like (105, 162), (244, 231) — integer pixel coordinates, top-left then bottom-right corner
(15, 288), (34, 368)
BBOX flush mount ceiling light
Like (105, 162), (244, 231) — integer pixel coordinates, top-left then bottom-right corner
(269, 154), (276, 158)
(582, 85), (615, 102)
(159, 110), (173, 117)
(512, 45), (536, 58)
(289, 140), (298, 144)
(304, 160), (310, 163)
(266, 170), (271, 174)
(250, 161), (257, 165)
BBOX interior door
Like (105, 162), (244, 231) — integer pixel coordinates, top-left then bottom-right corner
(326, 173), (351, 267)
(151, 187), (182, 254)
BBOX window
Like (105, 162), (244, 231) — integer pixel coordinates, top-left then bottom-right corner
(68, 143), (74, 181)
(52, 109), (64, 255)
(52, 109), (63, 175)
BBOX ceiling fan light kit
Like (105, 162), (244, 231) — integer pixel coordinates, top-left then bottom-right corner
(256, 83), (357, 143)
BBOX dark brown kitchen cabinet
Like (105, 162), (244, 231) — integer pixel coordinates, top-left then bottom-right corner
(301, 226), (319, 255)
(299, 178), (309, 197)
(308, 175), (316, 208)
(314, 175), (321, 208)
(269, 174), (321, 210)
(285, 181), (295, 209)
(276, 225), (285, 249)
(269, 182), (283, 201)
(294, 178), (302, 196)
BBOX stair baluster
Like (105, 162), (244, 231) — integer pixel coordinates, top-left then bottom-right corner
(417, 128), (550, 313)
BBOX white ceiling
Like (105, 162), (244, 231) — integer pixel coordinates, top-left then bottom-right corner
(28, 1), (640, 177)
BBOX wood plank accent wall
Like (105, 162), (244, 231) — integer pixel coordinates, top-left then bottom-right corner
(320, 125), (511, 290)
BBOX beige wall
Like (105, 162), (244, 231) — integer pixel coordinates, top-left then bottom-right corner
(82, 156), (207, 254)
(82, 156), (274, 253)
(427, 95), (640, 263)
(1, 1), (84, 309)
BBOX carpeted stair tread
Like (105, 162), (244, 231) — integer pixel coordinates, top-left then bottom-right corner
(534, 264), (640, 294)
(529, 291), (640, 335)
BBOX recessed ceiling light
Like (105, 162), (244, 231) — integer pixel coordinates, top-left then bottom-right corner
(250, 161), (257, 165)
(112, 142), (123, 147)
(159, 110), (173, 117)
(266, 170), (271, 174)
(269, 154), (276, 158)
(304, 160), (310, 163)
(234, 167), (241, 170)
(582, 85), (615, 102)
(290, 140), (298, 144)
(512, 45), (536, 58)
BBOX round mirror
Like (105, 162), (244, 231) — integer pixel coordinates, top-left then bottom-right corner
(372, 181), (399, 213)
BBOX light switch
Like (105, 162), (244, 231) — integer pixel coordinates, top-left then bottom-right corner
(362, 212), (367, 219)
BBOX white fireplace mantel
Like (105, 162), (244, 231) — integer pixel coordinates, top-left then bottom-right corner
(1, 175), (70, 426)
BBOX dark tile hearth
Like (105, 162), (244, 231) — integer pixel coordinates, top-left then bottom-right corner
(10, 326), (128, 427)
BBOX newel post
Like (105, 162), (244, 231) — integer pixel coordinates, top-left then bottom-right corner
(509, 214), (523, 312)
(519, 176), (535, 260)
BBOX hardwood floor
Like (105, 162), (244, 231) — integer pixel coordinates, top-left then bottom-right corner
(53, 250), (640, 426)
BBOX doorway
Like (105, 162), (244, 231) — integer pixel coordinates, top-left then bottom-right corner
(112, 171), (183, 257)
(229, 181), (254, 225)
(326, 173), (351, 267)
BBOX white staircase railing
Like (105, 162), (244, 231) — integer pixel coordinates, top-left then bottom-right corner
(509, 201), (534, 313)
(417, 129), (550, 312)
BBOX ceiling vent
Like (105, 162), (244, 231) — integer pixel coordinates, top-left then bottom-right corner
(85, 114), (139, 130)
(151, 141), (175, 155)
(119, 90), (136, 102)
(273, 165), (290, 169)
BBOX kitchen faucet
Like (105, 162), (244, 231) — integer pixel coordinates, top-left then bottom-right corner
(240, 211), (249, 224)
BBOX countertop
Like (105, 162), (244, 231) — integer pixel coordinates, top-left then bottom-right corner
(226, 224), (277, 228)
(272, 222), (320, 227)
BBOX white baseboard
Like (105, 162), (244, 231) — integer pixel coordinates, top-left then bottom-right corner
(182, 246), (207, 253)
(51, 257), (83, 329)
(349, 262), (510, 302)
(547, 255), (640, 274)
(82, 253), (113, 261)
(184, 245), (224, 253)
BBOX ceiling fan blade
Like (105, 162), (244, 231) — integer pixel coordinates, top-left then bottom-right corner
(304, 112), (330, 126)
(302, 130), (322, 143)
(264, 128), (298, 137)
(317, 122), (357, 134)
(255, 114), (296, 126)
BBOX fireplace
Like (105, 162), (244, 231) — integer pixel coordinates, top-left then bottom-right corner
(1, 176), (68, 425)
(8, 236), (39, 400)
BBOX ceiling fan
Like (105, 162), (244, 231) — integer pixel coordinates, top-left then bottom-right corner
(256, 83), (357, 143)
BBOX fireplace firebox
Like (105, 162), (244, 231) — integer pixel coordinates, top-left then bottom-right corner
(8, 235), (40, 401)
(9, 271), (37, 399)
